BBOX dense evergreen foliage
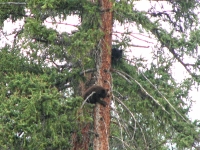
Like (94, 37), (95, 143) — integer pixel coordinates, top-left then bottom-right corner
(0, 0), (200, 149)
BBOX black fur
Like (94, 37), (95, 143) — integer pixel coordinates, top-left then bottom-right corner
(112, 48), (123, 63)
(83, 85), (108, 107)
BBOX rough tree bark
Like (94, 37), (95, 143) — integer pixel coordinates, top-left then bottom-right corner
(72, 0), (113, 149)
(72, 123), (90, 150)
(93, 0), (113, 150)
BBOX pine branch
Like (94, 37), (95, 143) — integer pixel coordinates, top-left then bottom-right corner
(135, 64), (188, 122)
(112, 69), (170, 115)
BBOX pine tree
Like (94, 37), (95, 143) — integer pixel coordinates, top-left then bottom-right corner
(0, 0), (200, 149)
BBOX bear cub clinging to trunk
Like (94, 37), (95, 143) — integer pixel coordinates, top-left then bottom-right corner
(83, 85), (108, 107)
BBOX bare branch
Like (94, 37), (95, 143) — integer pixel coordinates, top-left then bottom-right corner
(79, 69), (96, 76)
(113, 95), (148, 149)
(0, 2), (26, 5)
(112, 69), (170, 115)
(110, 136), (135, 149)
(81, 91), (95, 109)
(45, 21), (79, 28)
(135, 64), (188, 122)
(113, 31), (154, 44)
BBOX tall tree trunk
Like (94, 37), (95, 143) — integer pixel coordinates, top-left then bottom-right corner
(72, 0), (113, 149)
(72, 123), (90, 150)
(93, 0), (113, 149)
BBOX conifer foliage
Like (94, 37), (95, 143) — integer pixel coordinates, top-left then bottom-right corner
(0, 0), (200, 149)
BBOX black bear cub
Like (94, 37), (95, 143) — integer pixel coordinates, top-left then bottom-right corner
(83, 85), (108, 107)
(112, 48), (123, 63)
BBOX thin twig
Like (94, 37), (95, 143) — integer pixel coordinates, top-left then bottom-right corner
(81, 91), (95, 109)
(113, 69), (170, 115)
(0, 2), (26, 5)
(114, 96), (148, 149)
(110, 136), (135, 149)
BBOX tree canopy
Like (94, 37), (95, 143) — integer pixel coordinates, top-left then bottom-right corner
(0, 0), (200, 149)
